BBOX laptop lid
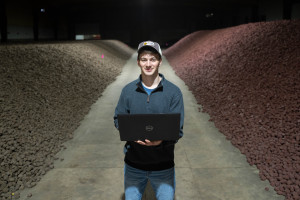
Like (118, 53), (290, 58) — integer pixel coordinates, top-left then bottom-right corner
(117, 113), (180, 141)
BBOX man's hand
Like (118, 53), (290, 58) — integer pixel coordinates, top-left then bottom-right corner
(136, 139), (162, 146)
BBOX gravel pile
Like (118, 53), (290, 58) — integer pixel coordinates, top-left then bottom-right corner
(164, 20), (300, 200)
(0, 40), (134, 199)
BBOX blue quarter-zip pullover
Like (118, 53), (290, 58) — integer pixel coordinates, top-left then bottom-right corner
(114, 73), (184, 171)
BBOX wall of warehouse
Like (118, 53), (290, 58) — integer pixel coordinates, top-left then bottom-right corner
(1, 1), (300, 44)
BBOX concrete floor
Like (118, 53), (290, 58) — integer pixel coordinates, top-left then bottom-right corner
(18, 53), (285, 200)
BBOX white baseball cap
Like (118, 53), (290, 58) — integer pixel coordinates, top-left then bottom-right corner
(137, 41), (162, 57)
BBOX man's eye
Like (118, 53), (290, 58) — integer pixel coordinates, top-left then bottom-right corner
(140, 58), (157, 62)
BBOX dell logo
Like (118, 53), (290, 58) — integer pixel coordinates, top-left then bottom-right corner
(145, 125), (154, 132)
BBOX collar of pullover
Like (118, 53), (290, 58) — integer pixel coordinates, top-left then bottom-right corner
(136, 73), (165, 92)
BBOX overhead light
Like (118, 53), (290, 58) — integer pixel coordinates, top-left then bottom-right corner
(205, 13), (214, 18)
(40, 8), (45, 13)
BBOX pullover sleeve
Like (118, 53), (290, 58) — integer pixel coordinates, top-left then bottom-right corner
(170, 89), (184, 139)
(159, 88), (184, 148)
(114, 88), (129, 130)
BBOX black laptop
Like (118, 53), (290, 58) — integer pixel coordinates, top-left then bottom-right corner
(117, 113), (180, 141)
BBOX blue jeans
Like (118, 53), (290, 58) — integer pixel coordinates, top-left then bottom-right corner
(124, 164), (175, 200)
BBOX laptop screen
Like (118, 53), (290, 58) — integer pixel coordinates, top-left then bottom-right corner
(117, 113), (180, 141)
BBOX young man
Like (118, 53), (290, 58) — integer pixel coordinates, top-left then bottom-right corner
(114, 41), (184, 200)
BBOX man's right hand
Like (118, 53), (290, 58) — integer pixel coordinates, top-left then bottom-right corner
(135, 139), (162, 146)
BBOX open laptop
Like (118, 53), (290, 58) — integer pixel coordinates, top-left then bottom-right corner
(117, 113), (180, 141)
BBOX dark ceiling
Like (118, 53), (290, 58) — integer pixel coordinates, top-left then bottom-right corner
(21, 0), (260, 8)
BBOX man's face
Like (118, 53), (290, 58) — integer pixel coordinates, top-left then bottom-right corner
(137, 52), (162, 77)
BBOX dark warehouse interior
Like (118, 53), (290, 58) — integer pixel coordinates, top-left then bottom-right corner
(0, 0), (300, 46)
(0, 0), (300, 200)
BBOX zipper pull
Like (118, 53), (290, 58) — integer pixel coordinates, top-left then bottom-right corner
(147, 95), (150, 103)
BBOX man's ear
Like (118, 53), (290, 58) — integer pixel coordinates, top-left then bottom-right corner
(137, 59), (141, 67)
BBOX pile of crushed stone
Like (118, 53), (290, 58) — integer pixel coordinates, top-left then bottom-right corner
(164, 20), (300, 200)
(0, 40), (134, 199)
